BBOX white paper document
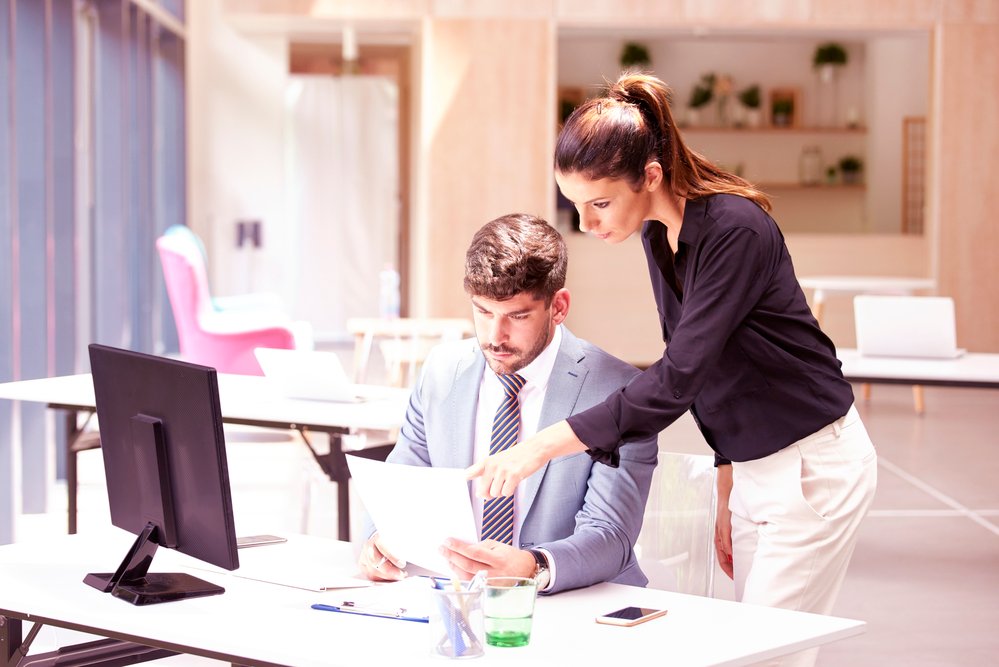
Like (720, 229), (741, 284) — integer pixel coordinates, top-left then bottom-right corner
(346, 455), (477, 575)
(183, 534), (374, 592)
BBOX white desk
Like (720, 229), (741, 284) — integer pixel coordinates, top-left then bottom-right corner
(799, 277), (938, 412)
(798, 275), (936, 323)
(838, 349), (999, 389)
(0, 374), (409, 541)
(0, 531), (866, 667)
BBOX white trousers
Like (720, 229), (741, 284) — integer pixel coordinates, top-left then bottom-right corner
(729, 405), (877, 667)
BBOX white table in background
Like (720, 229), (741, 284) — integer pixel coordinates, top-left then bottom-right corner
(0, 374), (409, 541)
(838, 349), (999, 390)
(0, 531), (866, 667)
(798, 275), (937, 323)
(799, 276), (937, 411)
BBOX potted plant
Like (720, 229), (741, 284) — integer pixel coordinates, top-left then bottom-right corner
(737, 84), (761, 127)
(619, 41), (651, 70)
(813, 42), (848, 83)
(771, 97), (794, 127)
(686, 73), (715, 126)
(838, 155), (863, 184)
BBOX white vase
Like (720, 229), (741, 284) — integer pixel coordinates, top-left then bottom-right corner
(815, 64), (841, 127)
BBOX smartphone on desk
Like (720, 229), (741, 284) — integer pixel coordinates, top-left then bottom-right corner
(236, 534), (287, 548)
(595, 606), (668, 627)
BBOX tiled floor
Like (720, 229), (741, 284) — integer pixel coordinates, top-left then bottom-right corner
(661, 383), (999, 666)
(11, 383), (999, 665)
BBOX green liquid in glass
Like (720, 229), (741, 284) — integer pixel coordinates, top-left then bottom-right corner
(485, 617), (532, 647)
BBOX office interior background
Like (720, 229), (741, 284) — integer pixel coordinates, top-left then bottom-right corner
(1, 1), (997, 664)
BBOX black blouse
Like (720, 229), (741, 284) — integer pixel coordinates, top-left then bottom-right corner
(567, 194), (854, 466)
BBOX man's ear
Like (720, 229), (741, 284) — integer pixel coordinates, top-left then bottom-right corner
(645, 161), (664, 191)
(551, 289), (570, 325)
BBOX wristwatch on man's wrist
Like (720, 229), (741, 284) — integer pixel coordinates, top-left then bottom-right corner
(528, 549), (551, 589)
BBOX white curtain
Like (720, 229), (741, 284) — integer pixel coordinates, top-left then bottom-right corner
(284, 75), (399, 340)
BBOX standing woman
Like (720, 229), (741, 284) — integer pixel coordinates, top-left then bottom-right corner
(469, 72), (877, 666)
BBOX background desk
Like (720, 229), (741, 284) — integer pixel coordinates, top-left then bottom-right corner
(0, 531), (866, 667)
(838, 349), (999, 390)
(798, 276), (936, 324)
(0, 374), (409, 541)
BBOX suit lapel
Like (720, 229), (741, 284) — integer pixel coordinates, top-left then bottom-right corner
(519, 328), (587, 516)
(442, 345), (484, 469)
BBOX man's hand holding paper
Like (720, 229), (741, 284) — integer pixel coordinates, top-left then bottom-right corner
(346, 455), (477, 576)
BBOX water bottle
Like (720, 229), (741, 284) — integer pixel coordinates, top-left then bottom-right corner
(378, 265), (400, 319)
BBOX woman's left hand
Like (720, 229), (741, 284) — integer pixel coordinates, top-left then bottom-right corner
(466, 420), (586, 498)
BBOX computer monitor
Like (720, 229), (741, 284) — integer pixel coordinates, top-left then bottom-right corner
(85, 343), (239, 605)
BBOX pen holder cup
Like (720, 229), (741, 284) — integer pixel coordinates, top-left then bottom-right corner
(429, 585), (485, 659)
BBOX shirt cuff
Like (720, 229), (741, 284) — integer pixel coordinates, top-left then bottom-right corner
(536, 547), (555, 593)
(567, 405), (623, 468)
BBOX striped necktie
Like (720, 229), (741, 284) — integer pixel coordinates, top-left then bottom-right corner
(480, 373), (526, 545)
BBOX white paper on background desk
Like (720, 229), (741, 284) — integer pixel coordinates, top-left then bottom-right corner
(346, 455), (477, 575)
(184, 536), (374, 592)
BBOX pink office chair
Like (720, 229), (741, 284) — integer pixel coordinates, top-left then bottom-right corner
(156, 226), (311, 375)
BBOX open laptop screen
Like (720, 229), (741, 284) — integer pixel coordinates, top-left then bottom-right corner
(854, 295), (964, 359)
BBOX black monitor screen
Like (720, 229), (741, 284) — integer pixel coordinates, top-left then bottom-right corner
(86, 344), (239, 605)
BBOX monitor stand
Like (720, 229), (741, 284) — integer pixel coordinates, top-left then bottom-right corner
(84, 522), (225, 606)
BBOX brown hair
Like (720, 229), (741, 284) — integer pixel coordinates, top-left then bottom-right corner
(464, 213), (567, 304)
(555, 72), (771, 211)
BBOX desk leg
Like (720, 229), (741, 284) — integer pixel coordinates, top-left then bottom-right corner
(1, 615), (23, 667)
(326, 435), (397, 542)
(913, 385), (925, 414)
(811, 289), (826, 325)
(296, 428), (396, 542)
(1, 615), (175, 667)
(327, 435), (352, 542)
(295, 428), (353, 542)
(65, 412), (80, 535)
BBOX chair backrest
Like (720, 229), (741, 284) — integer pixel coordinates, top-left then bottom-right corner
(636, 451), (718, 597)
(157, 226), (216, 340)
(347, 317), (475, 386)
(156, 226), (296, 375)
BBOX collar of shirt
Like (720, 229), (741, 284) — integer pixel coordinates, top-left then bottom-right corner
(643, 197), (708, 255)
(678, 197), (707, 247)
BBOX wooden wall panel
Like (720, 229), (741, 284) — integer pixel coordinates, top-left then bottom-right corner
(934, 23), (999, 351)
(413, 18), (554, 318)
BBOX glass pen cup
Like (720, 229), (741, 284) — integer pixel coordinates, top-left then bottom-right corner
(429, 583), (485, 659)
(483, 577), (538, 647)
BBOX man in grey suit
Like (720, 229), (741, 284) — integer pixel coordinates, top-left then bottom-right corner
(358, 213), (658, 594)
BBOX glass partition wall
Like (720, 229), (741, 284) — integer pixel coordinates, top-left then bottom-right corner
(0, 0), (186, 544)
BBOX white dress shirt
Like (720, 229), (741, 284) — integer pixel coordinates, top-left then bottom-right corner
(473, 324), (563, 548)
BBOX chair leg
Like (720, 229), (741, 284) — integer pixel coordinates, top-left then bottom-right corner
(912, 385), (925, 415)
(861, 383), (872, 401)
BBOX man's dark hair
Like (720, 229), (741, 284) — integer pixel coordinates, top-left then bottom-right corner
(463, 213), (567, 304)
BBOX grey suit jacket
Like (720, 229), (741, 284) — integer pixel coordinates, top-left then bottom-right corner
(382, 326), (658, 594)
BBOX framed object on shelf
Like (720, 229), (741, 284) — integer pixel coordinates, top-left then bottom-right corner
(558, 86), (585, 129)
(769, 88), (799, 128)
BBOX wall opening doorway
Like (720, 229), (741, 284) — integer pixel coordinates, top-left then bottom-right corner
(285, 43), (411, 343)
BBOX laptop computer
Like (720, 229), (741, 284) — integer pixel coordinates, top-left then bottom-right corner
(254, 348), (363, 402)
(854, 295), (965, 359)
